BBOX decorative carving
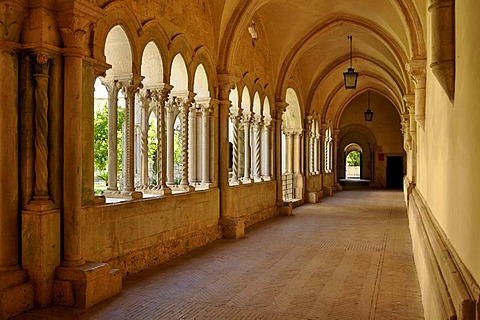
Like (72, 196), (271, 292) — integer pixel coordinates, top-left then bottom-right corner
(0, 2), (26, 41)
(32, 53), (51, 201)
(229, 112), (240, 184)
(406, 60), (427, 129)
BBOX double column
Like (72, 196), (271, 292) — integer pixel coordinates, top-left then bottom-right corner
(241, 112), (252, 183)
(406, 60), (427, 129)
(274, 102), (288, 205)
(229, 109), (241, 184)
(252, 115), (263, 181)
(261, 119), (272, 180)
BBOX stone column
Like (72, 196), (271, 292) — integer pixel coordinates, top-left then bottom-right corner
(119, 76), (143, 198)
(0, 2), (34, 316)
(404, 95), (417, 184)
(0, 39), (21, 273)
(177, 93), (195, 191)
(285, 131), (293, 174)
(261, 120), (272, 181)
(229, 111), (241, 184)
(165, 97), (176, 185)
(200, 100), (212, 184)
(305, 117), (313, 175)
(137, 89), (150, 189)
(188, 103), (198, 183)
(100, 79), (121, 191)
(315, 133), (321, 174)
(252, 116), (262, 181)
(54, 3), (121, 310)
(151, 85), (172, 195)
(429, 0), (455, 101)
(406, 60), (427, 129)
(333, 129), (341, 190)
(242, 112), (252, 183)
(274, 102), (288, 206)
(293, 131), (302, 175)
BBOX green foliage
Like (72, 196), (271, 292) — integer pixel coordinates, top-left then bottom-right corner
(346, 151), (361, 166)
(148, 117), (158, 177)
(93, 103), (125, 173)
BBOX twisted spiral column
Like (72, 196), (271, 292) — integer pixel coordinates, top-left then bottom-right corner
(229, 113), (240, 184)
(33, 56), (50, 200)
(253, 117), (262, 181)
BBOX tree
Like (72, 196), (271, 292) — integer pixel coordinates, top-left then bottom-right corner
(94, 103), (125, 174)
(346, 151), (361, 166)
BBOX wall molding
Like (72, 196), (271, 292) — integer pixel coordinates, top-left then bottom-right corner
(407, 187), (479, 319)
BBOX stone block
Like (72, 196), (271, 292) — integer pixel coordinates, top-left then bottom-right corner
(280, 202), (293, 216)
(22, 208), (61, 308)
(220, 218), (244, 239)
(0, 278), (34, 319)
(54, 262), (122, 309)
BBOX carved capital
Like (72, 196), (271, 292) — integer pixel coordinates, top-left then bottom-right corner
(403, 95), (415, 113)
(406, 59), (427, 89)
(275, 101), (288, 119)
(119, 74), (144, 98)
(0, 1), (27, 42)
(217, 74), (239, 101)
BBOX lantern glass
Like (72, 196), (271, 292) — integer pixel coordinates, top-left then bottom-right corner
(343, 68), (358, 89)
(364, 108), (373, 121)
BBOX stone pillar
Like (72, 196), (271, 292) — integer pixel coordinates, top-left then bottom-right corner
(150, 85), (172, 195)
(261, 120), (272, 181)
(229, 111), (241, 184)
(188, 103), (198, 183)
(176, 92), (195, 191)
(100, 79), (121, 191)
(274, 102), (288, 206)
(333, 129), (341, 190)
(137, 89), (150, 189)
(119, 76), (143, 198)
(200, 100), (212, 184)
(305, 116), (313, 175)
(0, 2), (34, 317)
(429, 0), (455, 101)
(293, 131), (303, 199)
(252, 116), (262, 181)
(165, 97), (176, 185)
(406, 60), (427, 129)
(54, 4), (121, 309)
(242, 112), (252, 183)
(285, 131), (293, 174)
(404, 95), (417, 185)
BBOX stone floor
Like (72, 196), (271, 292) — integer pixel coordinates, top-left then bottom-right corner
(15, 190), (424, 320)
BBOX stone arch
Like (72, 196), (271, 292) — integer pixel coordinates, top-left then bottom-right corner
(92, 2), (142, 72)
(192, 46), (218, 98)
(338, 124), (377, 181)
(168, 34), (195, 90)
(193, 64), (209, 98)
(104, 25), (133, 78)
(283, 88), (303, 131)
(141, 41), (164, 89)
(170, 54), (189, 92)
(138, 20), (170, 83)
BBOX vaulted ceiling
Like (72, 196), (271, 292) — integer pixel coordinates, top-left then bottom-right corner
(210, 0), (427, 120)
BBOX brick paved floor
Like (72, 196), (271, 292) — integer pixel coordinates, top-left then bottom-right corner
(15, 190), (424, 320)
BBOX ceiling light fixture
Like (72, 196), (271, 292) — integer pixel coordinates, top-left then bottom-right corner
(343, 35), (359, 90)
(364, 90), (373, 121)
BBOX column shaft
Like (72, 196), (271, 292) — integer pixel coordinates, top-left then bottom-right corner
(63, 55), (84, 265)
(242, 115), (251, 182)
(0, 49), (20, 270)
(229, 114), (240, 184)
(103, 80), (120, 191)
(201, 105), (211, 184)
(253, 119), (262, 181)
(166, 101), (175, 185)
(188, 106), (197, 182)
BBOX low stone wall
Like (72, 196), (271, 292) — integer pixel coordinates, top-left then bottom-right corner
(408, 188), (480, 319)
(222, 180), (278, 227)
(83, 189), (222, 277)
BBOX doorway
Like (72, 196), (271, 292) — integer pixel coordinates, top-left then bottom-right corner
(386, 156), (403, 189)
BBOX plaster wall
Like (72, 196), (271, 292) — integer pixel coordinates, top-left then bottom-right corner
(415, 0), (480, 291)
(222, 181), (277, 227)
(83, 189), (221, 277)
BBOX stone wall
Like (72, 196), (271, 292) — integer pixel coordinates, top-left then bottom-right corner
(222, 180), (278, 228)
(83, 189), (221, 277)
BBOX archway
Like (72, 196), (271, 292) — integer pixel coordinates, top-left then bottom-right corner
(344, 143), (363, 180)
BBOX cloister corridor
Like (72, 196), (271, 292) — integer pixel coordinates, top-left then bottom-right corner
(14, 190), (423, 320)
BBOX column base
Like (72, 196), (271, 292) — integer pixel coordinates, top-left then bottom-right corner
(242, 178), (252, 184)
(323, 187), (333, 196)
(22, 208), (61, 308)
(180, 184), (195, 192)
(148, 186), (173, 195)
(53, 262), (122, 309)
(0, 270), (34, 318)
(280, 201), (294, 216)
(104, 190), (143, 200)
(306, 191), (322, 203)
(219, 218), (245, 239)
